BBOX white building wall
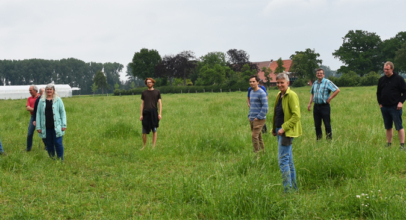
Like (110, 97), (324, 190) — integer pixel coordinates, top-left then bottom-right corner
(0, 84), (74, 100)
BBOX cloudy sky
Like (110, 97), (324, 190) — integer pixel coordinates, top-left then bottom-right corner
(1, 0), (405, 80)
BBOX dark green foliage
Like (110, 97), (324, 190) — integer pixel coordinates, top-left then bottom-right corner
(329, 71), (360, 87)
(129, 48), (161, 79)
(292, 78), (307, 87)
(379, 31), (406, 71)
(333, 30), (382, 75)
(0, 58), (122, 94)
(395, 42), (406, 72)
(93, 70), (108, 94)
(290, 48), (322, 82)
(274, 58), (285, 73)
(360, 71), (380, 86)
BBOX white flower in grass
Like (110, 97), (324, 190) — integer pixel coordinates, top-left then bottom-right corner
(356, 195), (361, 198)
(361, 193), (365, 196)
(378, 190), (381, 192)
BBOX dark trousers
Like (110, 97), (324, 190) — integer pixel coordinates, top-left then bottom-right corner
(313, 104), (332, 140)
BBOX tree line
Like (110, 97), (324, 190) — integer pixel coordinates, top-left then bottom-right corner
(0, 58), (123, 94)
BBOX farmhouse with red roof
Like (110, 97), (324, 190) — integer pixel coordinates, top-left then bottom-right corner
(253, 59), (295, 86)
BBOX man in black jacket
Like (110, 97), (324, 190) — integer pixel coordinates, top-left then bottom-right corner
(377, 61), (406, 150)
(140, 78), (162, 150)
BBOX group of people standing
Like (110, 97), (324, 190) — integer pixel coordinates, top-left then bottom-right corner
(248, 61), (405, 192)
(0, 84), (67, 160)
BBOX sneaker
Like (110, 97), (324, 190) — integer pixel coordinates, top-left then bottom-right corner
(386, 143), (392, 148)
(401, 146), (405, 151)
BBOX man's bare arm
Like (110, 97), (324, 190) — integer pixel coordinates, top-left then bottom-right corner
(140, 100), (144, 121)
(158, 99), (162, 120)
(307, 94), (314, 111)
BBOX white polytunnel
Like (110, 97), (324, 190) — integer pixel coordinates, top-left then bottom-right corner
(0, 84), (81, 100)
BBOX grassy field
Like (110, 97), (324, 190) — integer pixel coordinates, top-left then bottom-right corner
(1, 86), (405, 219)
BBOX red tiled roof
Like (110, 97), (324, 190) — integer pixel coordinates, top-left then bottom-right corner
(254, 59), (293, 83)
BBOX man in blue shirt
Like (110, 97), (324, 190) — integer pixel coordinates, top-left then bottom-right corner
(247, 80), (268, 133)
(307, 68), (340, 140)
(248, 75), (268, 153)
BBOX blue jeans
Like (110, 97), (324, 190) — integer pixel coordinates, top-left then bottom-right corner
(27, 115), (35, 151)
(381, 105), (403, 130)
(276, 127), (297, 192)
(0, 136), (4, 153)
(45, 129), (64, 160)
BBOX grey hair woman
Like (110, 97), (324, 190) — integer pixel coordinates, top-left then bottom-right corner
(36, 84), (67, 160)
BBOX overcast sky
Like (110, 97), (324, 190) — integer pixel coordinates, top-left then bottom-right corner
(1, 0), (405, 80)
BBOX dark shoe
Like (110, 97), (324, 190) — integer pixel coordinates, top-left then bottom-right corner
(386, 143), (392, 148)
(0, 152), (6, 155)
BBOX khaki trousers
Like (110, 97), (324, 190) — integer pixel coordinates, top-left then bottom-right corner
(250, 119), (266, 152)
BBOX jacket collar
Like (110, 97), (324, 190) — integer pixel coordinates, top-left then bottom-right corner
(278, 87), (291, 97)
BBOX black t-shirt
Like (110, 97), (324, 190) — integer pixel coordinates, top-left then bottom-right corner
(275, 95), (284, 128)
(377, 73), (406, 106)
(141, 90), (161, 110)
(45, 100), (55, 129)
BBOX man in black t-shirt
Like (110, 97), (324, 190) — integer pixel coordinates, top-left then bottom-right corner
(140, 78), (162, 150)
(377, 61), (406, 150)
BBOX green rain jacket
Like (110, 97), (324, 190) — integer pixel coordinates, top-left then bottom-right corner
(272, 87), (302, 137)
(36, 97), (67, 138)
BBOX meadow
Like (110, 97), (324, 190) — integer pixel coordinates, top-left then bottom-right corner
(0, 86), (405, 219)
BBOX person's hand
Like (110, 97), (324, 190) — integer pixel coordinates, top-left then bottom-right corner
(62, 128), (66, 131)
(272, 130), (277, 136)
(307, 104), (311, 111)
(397, 102), (403, 110)
(277, 128), (285, 136)
(33, 121), (36, 126)
(379, 104), (382, 108)
(254, 118), (258, 121)
(37, 129), (42, 134)
(158, 114), (162, 120)
(247, 103), (250, 108)
(327, 98), (331, 104)
(140, 116), (143, 121)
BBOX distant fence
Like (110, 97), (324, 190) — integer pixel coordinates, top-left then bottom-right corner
(114, 85), (249, 96)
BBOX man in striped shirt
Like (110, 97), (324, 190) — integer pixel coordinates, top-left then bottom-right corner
(248, 75), (268, 153)
(307, 68), (340, 140)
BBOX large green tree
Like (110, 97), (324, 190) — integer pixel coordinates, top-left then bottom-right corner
(333, 30), (382, 76)
(197, 64), (227, 85)
(290, 48), (322, 82)
(395, 42), (406, 72)
(103, 62), (123, 93)
(380, 32), (406, 71)
(93, 70), (108, 94)
(129, 48), (161, 80)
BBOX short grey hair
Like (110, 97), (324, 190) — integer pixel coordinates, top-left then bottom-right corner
(31, 85), (38, 92)
(385, 61), (394, 70)
(276, 73), (289, 82)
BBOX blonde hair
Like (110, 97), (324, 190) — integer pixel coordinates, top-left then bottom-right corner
(384, 61), (394, 70)
(41, 84), (59, 103)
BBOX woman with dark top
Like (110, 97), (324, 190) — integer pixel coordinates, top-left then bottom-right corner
(271, 73), (302, 192)
(36, 84), (67, 160)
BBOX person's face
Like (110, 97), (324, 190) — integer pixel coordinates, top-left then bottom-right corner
(316, 71), (325, 80)
(146, 80), (154, 88)
(39, 89), (44, 95)
(29, 86), (37, 96)
(249, 78), (259, 89)
(384, 65), (393, 77)
(46, 88), (54, 97)
(276, 79), (289, 93)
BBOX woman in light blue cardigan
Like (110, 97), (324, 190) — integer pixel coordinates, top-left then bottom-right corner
(36, 84), (67, 160)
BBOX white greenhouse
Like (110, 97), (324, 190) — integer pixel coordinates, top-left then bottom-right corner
(0, 84), (80, 100)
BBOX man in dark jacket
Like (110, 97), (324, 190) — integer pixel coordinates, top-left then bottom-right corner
(377, 61), (406, 150)
(140, 78), (162, 150)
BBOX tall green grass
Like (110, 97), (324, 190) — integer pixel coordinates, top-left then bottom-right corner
(0, 86), (405, 219)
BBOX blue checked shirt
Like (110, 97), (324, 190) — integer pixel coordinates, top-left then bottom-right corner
(310, 78), (339, 104)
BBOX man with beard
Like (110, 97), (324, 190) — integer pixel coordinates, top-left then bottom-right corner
(140, 78), (162, 150)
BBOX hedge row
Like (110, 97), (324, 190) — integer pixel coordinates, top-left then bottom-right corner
(114, 84), (250, 96)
